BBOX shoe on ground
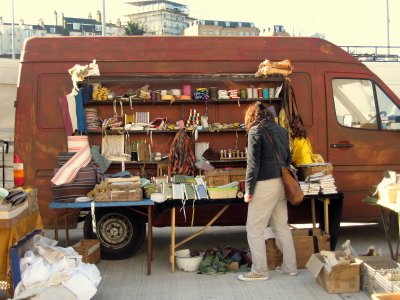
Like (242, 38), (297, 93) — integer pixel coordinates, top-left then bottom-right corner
(237, 272), (270, 281)
(275, 266), (298, 276)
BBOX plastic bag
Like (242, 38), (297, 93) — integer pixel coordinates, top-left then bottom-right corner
(291, 137), (314, 166)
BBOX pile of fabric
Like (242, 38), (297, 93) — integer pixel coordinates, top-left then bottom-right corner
(12, 235), (101, 300)
(198, 247), (251, 275)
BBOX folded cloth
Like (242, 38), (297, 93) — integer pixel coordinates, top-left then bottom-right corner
(90, 145), (111, 174)
(51, 136), (92, 186)
(110, 170), (131, 178)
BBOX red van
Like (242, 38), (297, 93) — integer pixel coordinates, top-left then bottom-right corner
(14, 36), (400, 258)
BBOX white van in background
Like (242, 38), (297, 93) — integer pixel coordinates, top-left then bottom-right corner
(0, 58), (19, 188)
(364, 62), (400, 98)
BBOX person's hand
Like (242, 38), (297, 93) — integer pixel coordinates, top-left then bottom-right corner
(244, 193), (253, 203)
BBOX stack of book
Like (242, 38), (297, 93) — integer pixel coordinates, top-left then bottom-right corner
(319, 175), (337, 194)
(299, 182), (321, 195)
(299, 172), (338, 195)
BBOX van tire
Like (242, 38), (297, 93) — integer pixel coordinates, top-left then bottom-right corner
(83, 208), (146, 260)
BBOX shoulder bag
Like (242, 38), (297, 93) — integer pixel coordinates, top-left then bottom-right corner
(262, 127), (304, 206)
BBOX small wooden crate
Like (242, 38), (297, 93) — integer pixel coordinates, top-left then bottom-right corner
(73, 239), (101, 264)
(205, 170), (230, 187)
(228, 168), (246, 182)
(94, 184), (143, 202)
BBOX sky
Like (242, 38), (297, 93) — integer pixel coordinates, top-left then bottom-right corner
(1, 0), (400, 47)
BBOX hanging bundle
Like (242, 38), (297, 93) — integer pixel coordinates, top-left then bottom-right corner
(282, 78), (306, 139)
(168, 130), (196, 177)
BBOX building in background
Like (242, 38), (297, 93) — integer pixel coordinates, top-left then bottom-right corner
(0, 17), (64, 56)
(259, 25), (290, 37)
(126, 0), (194, 35)
(0, 13), (124, 56)
(184, 19), (259, 36)
(63, 12), (124, 36)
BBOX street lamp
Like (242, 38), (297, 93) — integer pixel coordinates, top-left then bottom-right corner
(11, 0), (15, 59)
(102, 0), (106, 36)
(386, 0), (390, 55)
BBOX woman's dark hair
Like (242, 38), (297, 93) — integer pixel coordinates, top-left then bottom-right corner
(244, 101), (274, 131)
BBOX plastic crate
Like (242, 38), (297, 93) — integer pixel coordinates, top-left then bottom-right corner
(362, 256), (400, 294)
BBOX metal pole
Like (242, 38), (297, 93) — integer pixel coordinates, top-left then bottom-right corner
(11, 0), (15, 59)
(102, 0), (106, 36)
(387, 0), (390, 55)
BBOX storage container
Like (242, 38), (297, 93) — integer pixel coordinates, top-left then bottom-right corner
(73, 239), (101, 264)
(207, 187), (238, 199)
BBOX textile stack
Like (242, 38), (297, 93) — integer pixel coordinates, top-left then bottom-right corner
(84, 108), (102, 131)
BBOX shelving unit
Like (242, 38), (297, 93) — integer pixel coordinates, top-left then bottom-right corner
(82, 73), (286, 175)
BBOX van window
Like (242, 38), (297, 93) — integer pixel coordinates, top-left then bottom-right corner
(376, 86), (400, 130)
(333, 78), (400, 130)
(333, 79), (378, 129)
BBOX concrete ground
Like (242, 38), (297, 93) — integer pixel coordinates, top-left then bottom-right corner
(44, 222), (392, 300)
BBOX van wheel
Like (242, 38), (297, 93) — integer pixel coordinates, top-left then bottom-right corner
(83, 208), (146, 260)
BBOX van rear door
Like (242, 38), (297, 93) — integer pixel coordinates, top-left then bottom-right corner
(325, 72), (400, 219)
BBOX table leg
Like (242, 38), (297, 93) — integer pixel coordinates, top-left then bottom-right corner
(54, 209), (58, 241)
(170, 207), (175, 272)
(65, 208), (69, 247)
(311, 199), (316, 229)
(379, 206), (395, 260)
(147, 205), (152, 275)
(324, 199), (330, 235)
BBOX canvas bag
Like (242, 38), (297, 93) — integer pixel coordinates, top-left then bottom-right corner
(262, 127), (304, 206)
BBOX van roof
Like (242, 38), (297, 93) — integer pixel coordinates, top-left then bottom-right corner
(21, 36), (359, 64)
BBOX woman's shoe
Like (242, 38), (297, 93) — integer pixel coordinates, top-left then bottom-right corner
(237, 272), (270, 281)
(275, 266), (298, 276)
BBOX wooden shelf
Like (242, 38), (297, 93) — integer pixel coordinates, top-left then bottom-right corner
(86, 97), (282, 106)
(83, 74), (285, 83)
(88, 128), (246, 134)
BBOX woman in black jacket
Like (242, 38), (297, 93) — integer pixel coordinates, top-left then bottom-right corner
(238, 101), (298, 281)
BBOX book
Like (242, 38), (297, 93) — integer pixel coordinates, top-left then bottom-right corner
(0, 201), (28, 220)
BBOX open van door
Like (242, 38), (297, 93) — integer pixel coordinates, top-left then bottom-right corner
(325, 72), (400, 219)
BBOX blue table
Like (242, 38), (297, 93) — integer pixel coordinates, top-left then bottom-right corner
(49, 200), (154, 275)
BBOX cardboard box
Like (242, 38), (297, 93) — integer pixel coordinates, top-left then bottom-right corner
(306, 251), (362, 293)
(266, 229), (329, 269)
(371, 293), (400, 300)
(73, 239), (101, 264)
(298, 163), (333, 181)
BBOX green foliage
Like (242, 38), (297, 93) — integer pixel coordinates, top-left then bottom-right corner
(125, 21), (145, 36)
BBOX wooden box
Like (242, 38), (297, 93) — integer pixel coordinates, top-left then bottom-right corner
(73, 239), (101, 264)
(204, 170), (230, 187)
(228, 168), (246, 182)
(266, 229), (330, 269)
(298, 163), (333, 181)
(94, 183), (143, 202)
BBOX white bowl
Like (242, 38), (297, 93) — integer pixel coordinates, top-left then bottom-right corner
(174, 249), (204, 272)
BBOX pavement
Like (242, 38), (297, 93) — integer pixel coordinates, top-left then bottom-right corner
(41, 222), (392, 300)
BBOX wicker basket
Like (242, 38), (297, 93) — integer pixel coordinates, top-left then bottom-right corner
(361, 256), (400, 294)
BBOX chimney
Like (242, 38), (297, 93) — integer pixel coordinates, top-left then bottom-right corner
(19, 19), (24, 26)
(39, 19), (45, 27)
(88, 13), (92, 20)
(96, 11), (101, 23)
(116, 18), (121, 27)
(0, 17), (3, 25)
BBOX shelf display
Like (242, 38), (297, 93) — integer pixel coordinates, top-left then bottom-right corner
(79, 73), (286, 174)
